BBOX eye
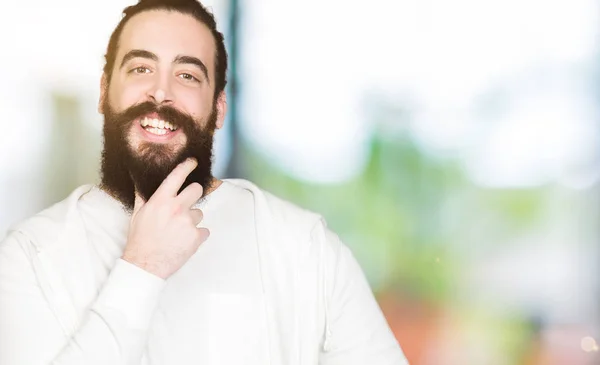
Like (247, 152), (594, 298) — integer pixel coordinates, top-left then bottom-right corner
(130, 66), (151, 74)
(178, 73), (200, 83)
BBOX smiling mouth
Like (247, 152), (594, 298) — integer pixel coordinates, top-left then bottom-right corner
(140, 116), (178, 136)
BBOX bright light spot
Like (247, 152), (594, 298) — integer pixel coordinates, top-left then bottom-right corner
(581, 336), (598, 352)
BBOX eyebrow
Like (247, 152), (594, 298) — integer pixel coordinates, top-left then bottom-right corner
(119, 49), (210, 84)
(119, 49), (157, 69)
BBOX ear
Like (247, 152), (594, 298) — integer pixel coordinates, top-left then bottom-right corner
(98, 73), (108, 114)
(215, 91), (227, 130)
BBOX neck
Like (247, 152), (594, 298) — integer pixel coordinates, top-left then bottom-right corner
(99, 177), (223, 210)
(203, 177), (223, 196)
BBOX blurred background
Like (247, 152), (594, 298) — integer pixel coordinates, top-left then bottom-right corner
(1, 0), (599, 363)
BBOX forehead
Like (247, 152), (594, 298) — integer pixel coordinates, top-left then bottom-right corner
(117, 10), (216, 73)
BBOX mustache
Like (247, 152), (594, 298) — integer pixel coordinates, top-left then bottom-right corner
(106, 101), (197, 134)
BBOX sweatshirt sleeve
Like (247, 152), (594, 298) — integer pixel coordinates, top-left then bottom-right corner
(0, 231), (165, 365)
(315, 224), (409, 365)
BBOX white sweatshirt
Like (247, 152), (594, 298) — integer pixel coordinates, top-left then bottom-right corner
(0, 179), (408, 365)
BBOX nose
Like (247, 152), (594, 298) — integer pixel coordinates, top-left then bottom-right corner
(152, 89), (168, 104)
(147, 77), (173, 105)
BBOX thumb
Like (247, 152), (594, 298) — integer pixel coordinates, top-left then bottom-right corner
(133, 191), (145, 217)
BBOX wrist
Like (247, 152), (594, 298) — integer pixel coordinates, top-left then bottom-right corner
(121, 253), (168, 280)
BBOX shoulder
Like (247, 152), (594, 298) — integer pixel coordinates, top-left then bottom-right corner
(225, 178), (325, 237)
(3, 185), (95, 253)
(223, 179), (345, 261)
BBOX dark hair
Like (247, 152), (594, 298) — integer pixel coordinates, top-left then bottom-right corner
(103, 0), (228, 98)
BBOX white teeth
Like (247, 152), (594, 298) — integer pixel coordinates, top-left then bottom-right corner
(140, 117), (177, 131)
(146, 127), (167, 135)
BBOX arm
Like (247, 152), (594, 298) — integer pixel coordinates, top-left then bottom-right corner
(0, 231), (165, 365)
(317, 226), (409, 365)
(0, 159), (208, 365)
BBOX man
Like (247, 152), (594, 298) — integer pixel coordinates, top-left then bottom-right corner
(0, 0), (408, 364)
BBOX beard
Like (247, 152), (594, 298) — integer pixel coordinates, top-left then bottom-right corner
(100, 98), (217, 211)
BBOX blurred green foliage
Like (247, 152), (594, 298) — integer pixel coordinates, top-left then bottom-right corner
(243, 128), (548, 308)
(244, 133), (460, 301)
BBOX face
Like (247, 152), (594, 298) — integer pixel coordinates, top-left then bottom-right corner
(99, 10), (226, 210)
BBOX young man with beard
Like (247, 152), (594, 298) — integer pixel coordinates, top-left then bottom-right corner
(0, 0), (408, 364)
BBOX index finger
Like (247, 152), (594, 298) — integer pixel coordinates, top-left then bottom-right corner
(155, 158), (198, 197)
